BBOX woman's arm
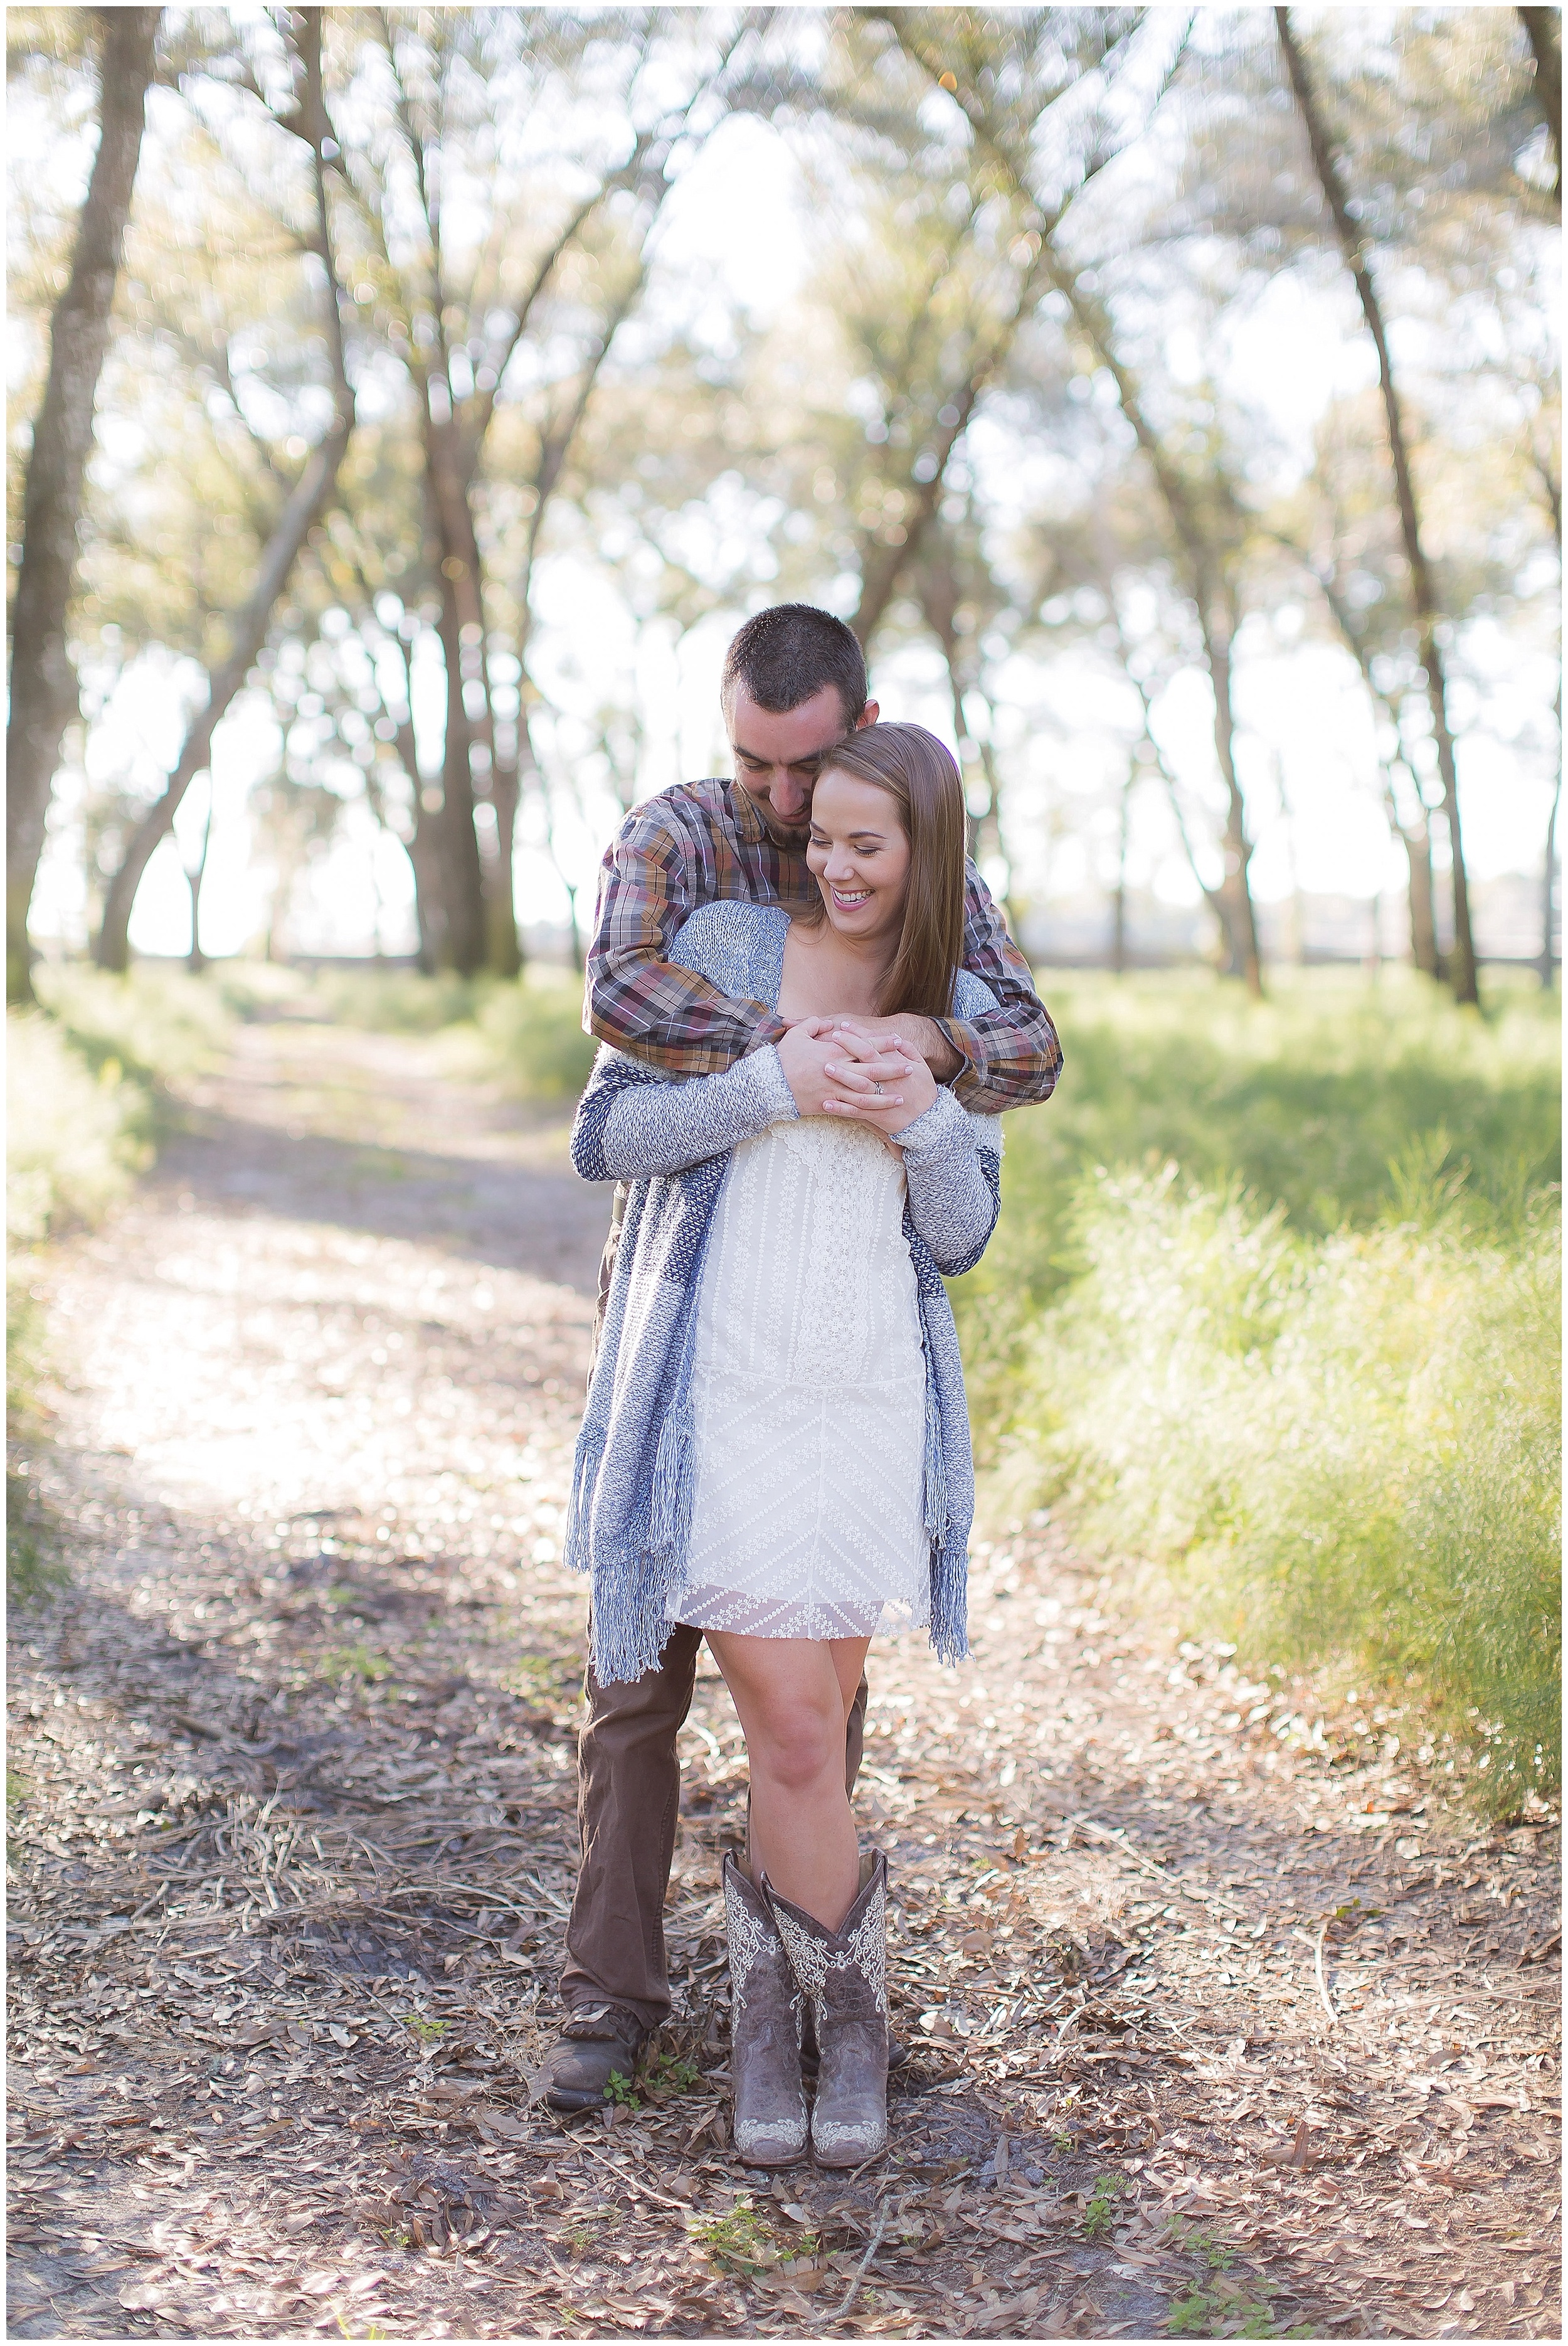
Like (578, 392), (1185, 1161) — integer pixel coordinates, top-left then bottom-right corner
(570, 1044), (797, 1184)
(893, 1090), (1002, 1276)
(572, 1018), (874, 1184)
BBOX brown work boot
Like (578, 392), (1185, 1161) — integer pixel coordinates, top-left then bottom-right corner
(723, 1851), (807, 2167)
(541, 2002), (649, 2113)
(768, 1850), (888, 2168)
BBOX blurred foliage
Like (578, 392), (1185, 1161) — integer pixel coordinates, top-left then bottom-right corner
(475, 971), (599, 1100)
(6, 1011), (151, 1248)
(31, 962), (231, 1102)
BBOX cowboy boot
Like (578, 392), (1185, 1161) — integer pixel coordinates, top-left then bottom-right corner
(766, 1850), (888, 2168)
(742, 1793), (908, 2077)
(541, 2002), (649, 2113)
(723, 1850), (807, 2166)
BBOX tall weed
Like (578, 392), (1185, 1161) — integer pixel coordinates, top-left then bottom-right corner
(985, 1168), (1560, 1806)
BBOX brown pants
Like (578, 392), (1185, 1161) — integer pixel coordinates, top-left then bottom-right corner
(560, 1624), (869, 2032)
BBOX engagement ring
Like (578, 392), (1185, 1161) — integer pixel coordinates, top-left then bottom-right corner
(872, 1082), (884, 1097)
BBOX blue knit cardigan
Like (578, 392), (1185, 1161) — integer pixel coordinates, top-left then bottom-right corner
(563, 903), (1004, 1685)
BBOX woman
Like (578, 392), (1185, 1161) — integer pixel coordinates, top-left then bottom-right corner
(564, 723), (1001, 2167)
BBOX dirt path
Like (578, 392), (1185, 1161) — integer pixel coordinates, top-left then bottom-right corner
(8, 1012), (1560, 2341)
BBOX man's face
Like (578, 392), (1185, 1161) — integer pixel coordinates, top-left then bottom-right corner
(726, 682), (879, 840)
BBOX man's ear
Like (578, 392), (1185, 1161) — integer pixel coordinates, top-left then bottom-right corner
(855, 699), (880, 730)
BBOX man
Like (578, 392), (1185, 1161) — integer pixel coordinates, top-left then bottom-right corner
(543, 603), (1061, 2110)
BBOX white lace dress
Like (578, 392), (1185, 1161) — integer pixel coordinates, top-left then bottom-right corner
(671, 1114), (930, 1642)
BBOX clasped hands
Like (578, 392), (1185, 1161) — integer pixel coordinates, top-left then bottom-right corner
(776, 1016), (940, 1138)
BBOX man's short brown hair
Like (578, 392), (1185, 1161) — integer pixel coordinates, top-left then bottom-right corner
(721, 604), (868, 726)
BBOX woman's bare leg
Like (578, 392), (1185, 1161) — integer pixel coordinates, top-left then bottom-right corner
(706, 1633), (871, 1930)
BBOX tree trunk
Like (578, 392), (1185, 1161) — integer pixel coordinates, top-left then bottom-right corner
(1519, 8), (1562, 202)
(431, 572), (487, 975)
(1052, 270), (1264, 992)
(487, 763), (522, 979)
(1289, 544), (1444, 979)
(1272, 756), (1308, 964)
(392, 719), (446, 974)
(364, 674), (443, 972)
(392, 778), (447, 975)
(95, 9), (352, 973)
(1542, 760), (1562, 990)
(1396, 795), (1441, 980)
(1276, 8), (1480, 1006)
(854, 378), (987, 650)
(850, 250), (1051, 652)
(6, 6), (161, 1002)
(184, 777), (215, 972)
(1204, 621), (1264, 995)
(1112, 762), (1135, 974)
(421, 402), (503, 976)
(1118, 643), (1233, 964)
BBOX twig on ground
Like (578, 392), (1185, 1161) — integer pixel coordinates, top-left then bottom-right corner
(1062, 1813), (1250, 1919)
(575, 2133), (711, 2215)
(830, 2197), (889, 2324)
(1313, 1919), (1338, 2027)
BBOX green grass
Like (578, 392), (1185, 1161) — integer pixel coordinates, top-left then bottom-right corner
(688, 2196), (778, 2278)
(957, 970), (1561, 1810)
(1162, 2221), (1312, 2330)
(401, 2014), (451, 2044)
(1081, 2173), (1123, 2241)
(317, 1641), (392, 1685)
(959, 969), (1557, 1384)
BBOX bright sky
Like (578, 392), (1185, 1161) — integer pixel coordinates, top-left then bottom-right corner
(25, 92), (1560, 963)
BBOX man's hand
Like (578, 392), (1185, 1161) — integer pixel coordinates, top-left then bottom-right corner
(810, 1011), (962, 1082)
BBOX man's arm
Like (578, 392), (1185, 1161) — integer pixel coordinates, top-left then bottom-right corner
(583, 794), (785, 1077)
(939, 864), (1062, 1112)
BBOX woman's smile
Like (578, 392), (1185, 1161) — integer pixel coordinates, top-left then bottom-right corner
(808, 768), (913, 938)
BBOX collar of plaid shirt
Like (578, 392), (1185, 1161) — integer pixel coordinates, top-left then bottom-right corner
(722, 772), (819, 895)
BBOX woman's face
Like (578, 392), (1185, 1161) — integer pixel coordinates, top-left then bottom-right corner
(806, 768), (911, 945)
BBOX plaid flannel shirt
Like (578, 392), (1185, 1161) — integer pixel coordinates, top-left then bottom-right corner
(583, 775), (1062, 1115)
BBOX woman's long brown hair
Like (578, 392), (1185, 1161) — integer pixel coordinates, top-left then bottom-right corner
(807, 721), (967, 1019)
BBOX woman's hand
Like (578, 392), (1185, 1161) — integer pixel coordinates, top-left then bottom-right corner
(777, 1019), (864, 1119)
(820, 1022), (938, 1138)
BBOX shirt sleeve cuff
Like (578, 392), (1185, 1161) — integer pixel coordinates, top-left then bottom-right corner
(743, 1010), (791, 1053)
(935, 1017), (986, 1108)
